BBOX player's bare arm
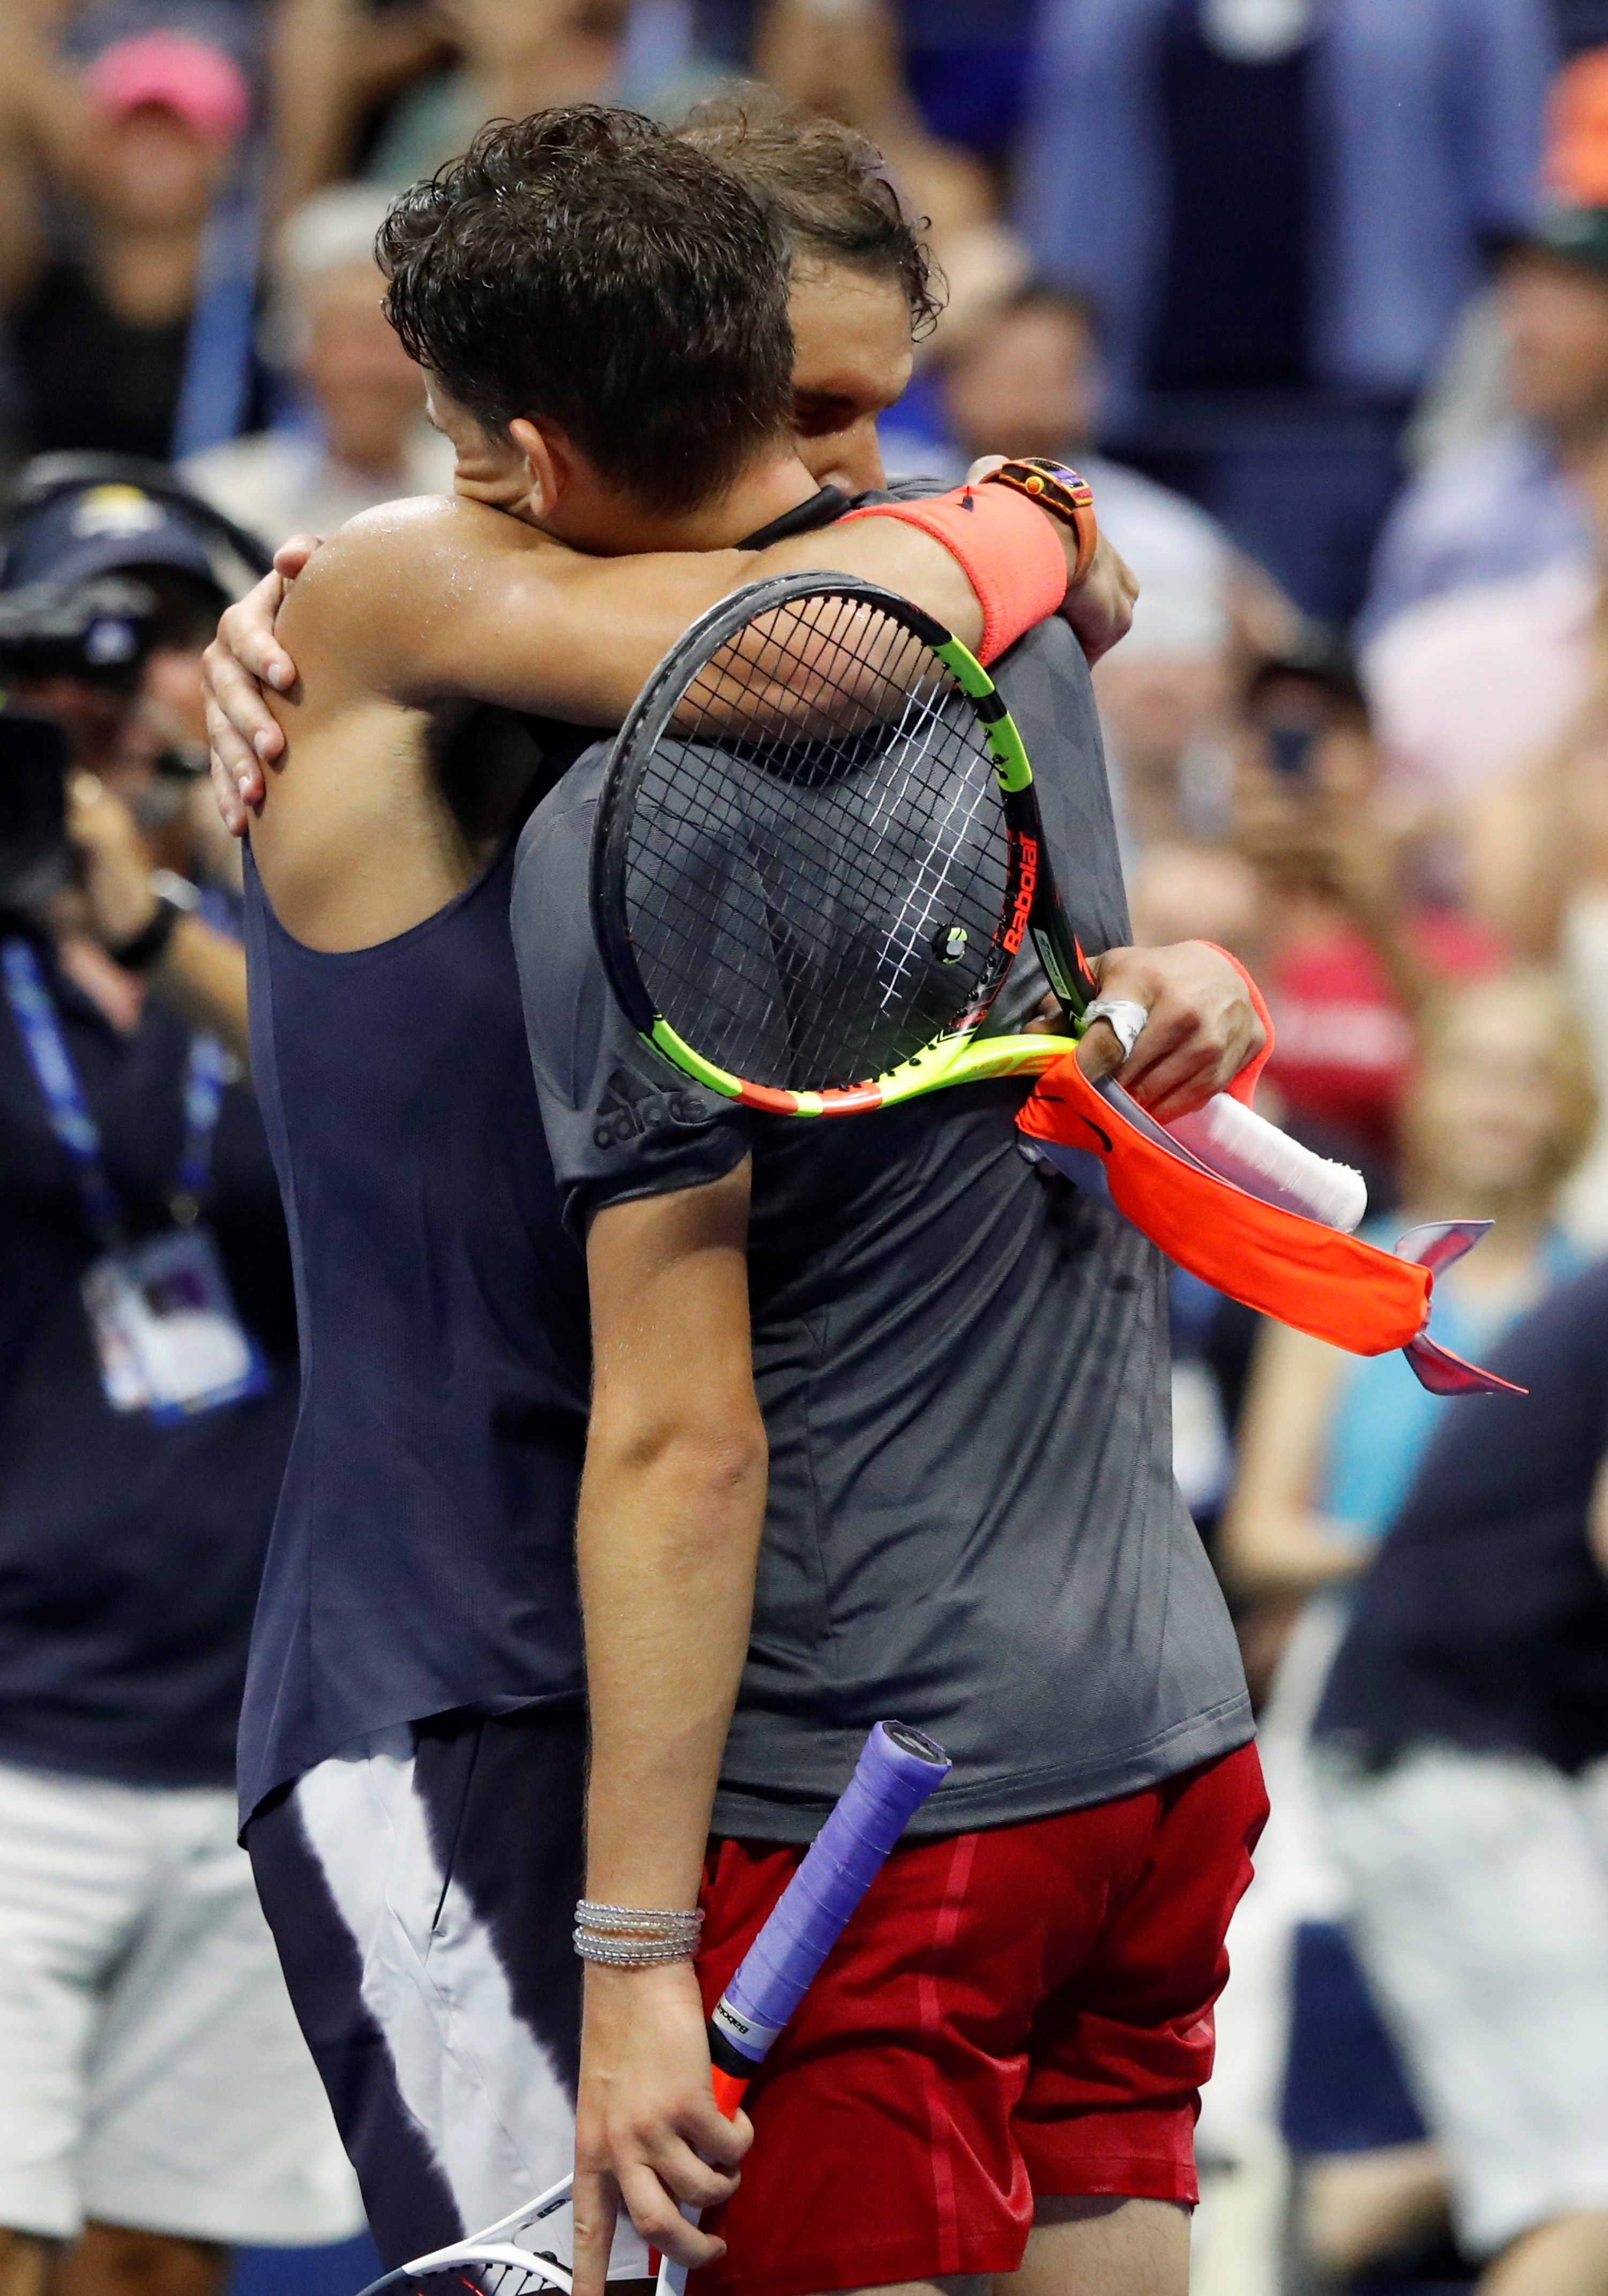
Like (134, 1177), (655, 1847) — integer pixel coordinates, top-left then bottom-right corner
(571, 1164), (765, 2296)
(246, 456), (1080, 949)
(204, 529), (1136, 830)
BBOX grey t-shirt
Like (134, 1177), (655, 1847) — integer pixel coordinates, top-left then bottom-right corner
(513, 612), (1249, 1841)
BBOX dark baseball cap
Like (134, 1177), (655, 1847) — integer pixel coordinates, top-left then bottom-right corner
(0, 477), (228, 599)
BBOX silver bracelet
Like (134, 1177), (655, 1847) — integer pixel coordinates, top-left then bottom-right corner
(574, 1930), (699, 1968)
(574, 1900), (703, 1936)
(1083, 996), (1148, 1063)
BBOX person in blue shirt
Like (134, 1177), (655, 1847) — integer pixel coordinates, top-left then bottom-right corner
(0, 479), (359, 2296)
(1016, 0), (1553, 622)
(1224, 969), (1594, 1598)
(1363, 207), (1608, 639)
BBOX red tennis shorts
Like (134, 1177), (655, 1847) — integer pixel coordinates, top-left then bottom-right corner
(690, 1740), (1267, 2296)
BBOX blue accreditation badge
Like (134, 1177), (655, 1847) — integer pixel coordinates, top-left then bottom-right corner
(82, 1225), (270, 1421)
(4, 936), (270, 1421)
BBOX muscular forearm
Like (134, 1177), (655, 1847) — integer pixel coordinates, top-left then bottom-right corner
(569, 1168), (766, 2296)
(454, 522), (1002, 725)
(578, 1414), (767, 1909)
(579, 1165), (768, 1909)
(381, 489), (1074, 725)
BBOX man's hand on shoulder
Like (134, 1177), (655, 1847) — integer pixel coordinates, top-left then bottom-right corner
(1059, 527), (1138, 665)
(205, 534), (325, 834)
(1075, 941), (1265, 1123)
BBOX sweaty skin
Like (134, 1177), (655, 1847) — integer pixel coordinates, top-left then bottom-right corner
(247, 384), (1086, 952)
(202, 263), (1140, 829)
(219, 257), (1241, 1092)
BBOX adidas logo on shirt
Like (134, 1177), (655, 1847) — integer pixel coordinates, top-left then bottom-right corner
(593, 1068), (706, 1150)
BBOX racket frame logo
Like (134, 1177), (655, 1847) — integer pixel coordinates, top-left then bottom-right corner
(1001, 833), (1039, 957)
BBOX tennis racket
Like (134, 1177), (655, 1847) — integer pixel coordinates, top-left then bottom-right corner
(353, 1720), (951, 2296)
(591, 573), (1365, 1231)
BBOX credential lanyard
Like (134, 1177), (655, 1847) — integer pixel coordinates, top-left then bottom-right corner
(3, 939), (227, 1248)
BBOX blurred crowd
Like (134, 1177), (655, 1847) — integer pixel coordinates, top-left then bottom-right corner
(8, 2), (1608, 2293)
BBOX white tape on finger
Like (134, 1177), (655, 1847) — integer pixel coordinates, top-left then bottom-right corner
(1083, 997), (1148, 1062)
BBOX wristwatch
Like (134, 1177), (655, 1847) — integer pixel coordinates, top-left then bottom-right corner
(979, 458), (1099, 586)
(108, 871), (200, 973)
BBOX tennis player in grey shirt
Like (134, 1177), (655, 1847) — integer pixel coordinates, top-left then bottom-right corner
(515, 593), (1266, 2296)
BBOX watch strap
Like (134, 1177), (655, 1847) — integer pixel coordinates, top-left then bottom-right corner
(979, 459), (1098, 585)
(109, 894), (182, 973)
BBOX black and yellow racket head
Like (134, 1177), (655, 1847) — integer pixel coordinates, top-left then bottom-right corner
(591, 573), (1046, 1116)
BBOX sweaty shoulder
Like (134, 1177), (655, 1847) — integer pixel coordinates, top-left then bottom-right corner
(512, 758), (751, 1240)
(273, 494), (564, 706)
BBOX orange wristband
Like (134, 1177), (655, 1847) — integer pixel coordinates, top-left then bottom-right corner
(839, 485), (1068, 665)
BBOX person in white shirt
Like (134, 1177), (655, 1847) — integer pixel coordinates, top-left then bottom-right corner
(182, 185), (453, 554)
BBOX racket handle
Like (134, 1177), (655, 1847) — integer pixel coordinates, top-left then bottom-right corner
(650, 2070), (747, 2296)
(652, 1725), (948, 2296)
(709, 1721), (950, 2073)
(1164, 1093), (1367, 1233)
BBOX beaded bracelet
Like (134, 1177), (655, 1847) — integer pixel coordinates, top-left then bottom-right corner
(573, 1930), (700, 1967)
(573, 1899), (703, 1967)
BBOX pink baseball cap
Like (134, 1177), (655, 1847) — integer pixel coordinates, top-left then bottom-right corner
(85, 30), (251, 143)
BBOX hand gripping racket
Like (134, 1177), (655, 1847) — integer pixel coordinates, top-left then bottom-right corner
(590, 573), (1365, 1230)
(353, 1720), (951, 2296)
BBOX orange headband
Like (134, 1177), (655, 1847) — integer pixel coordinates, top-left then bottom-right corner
(1018, 1052), (1523, 1395)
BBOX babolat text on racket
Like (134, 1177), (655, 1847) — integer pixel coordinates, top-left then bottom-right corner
(353, 1720), (951, 2296)
(591, 573), (1367, 1229)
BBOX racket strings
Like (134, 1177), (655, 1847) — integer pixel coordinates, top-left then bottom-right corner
(395, 2252), (567, 2295)
(632, 677), (1001, 1083)
(623, 594), (1013, 1092)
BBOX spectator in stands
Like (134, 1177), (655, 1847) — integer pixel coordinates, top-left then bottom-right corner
(0, 27), (258, 461)
(183, 185), (452, 553)
(1017, 0), (1555, 622)
(1225, 970), (1592, 1606)
(1360, 69), (1608, 842)
(1233, 637), (1505, 1177)
(1363, 524), (1599, 844)
(929, 283), (1293, 849)
(1218, 972), (1591, 2287)
(0, 471), (359, 2296)
(1365, 206), (1608, 636)
(1448, 618), (1608, 1242)
(751, 0), (1028, 355)
(1314, 1258), (1608, 2296)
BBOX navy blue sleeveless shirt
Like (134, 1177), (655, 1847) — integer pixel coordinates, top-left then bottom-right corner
(238, 834), (590, 1823)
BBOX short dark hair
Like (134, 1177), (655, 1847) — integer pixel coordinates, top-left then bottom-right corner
(378, 107), (794, 515)
(675, 86), (944, 340)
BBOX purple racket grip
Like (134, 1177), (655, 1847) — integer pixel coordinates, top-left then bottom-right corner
(709, 1721), (950, 2070)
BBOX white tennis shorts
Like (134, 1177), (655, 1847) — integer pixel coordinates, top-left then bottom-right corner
(1317, 1741), (1608, 2257)
(0, 1756), (362, 2246)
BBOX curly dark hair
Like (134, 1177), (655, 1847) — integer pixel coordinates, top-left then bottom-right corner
(675, 86), (944, 340)
(378, 107), (795, 515)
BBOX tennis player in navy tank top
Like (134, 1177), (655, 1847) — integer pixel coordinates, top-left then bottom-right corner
(229, 108), (1178, 2276)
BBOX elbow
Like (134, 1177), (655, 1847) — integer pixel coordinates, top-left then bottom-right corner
(587, 1398), (768, 1527)
(639, 1412), (769, 1499)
